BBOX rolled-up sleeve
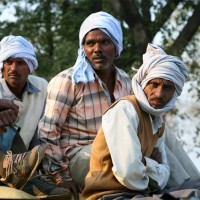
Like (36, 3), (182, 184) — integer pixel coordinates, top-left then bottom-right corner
(39, 74), (74, 179)
(145, 136), (170, 189)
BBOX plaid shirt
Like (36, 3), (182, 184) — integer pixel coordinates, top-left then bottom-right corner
(39, 66), (132, 178)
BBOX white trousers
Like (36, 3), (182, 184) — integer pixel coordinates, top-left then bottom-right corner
(68, 144), (92, 189)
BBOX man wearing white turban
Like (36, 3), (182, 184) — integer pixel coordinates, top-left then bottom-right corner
(0, 35), (47, 151)
(39, 11), (132, 198)
(0, 35), (38, 76)
(0, 35), (71, 199)
(82, 44), (200, 199)
(0, 34), (47, 191)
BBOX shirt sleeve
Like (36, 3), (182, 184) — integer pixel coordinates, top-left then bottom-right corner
(102, 100), (170, 191)
(38, 74), (75, 179)
(144, 136), (170, 189)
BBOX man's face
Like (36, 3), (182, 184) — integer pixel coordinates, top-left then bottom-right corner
(3, 57), (29, 90)
(83, 29), (116, 71)
(143, 78), (175, 109)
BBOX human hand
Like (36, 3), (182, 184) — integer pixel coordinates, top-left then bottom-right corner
(150, 147), (162, 164)
(0, 99), (19, 112)
(0, 99), (19, 127)
(0, 108), (19, 128)
(0, 127), (6, 135)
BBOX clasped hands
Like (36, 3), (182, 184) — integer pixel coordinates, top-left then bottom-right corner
(142, 147), (162, 165)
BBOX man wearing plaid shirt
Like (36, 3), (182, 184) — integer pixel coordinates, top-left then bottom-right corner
(39, 11), (132, 199)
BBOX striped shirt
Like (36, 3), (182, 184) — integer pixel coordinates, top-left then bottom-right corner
(39, 66), (132, 178)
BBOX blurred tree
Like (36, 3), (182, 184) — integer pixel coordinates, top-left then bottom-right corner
(0, 0), (200, 162)
(0, 0), (200, 79)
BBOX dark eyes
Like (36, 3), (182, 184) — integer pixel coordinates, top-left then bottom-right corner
(4, 60), (26, 66)
(85, 41), (94, 46)
(149, 82), (174, 90)
(151, 82), (159, 87)
(19, 61), (26, 65)
(102, 40), (111, 44)
(4, 60), (12, 65)
(164, 85), (174, 90)
(85, 40), (111, 46)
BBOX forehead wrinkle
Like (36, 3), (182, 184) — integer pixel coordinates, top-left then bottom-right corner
(149, 78), (174, 86)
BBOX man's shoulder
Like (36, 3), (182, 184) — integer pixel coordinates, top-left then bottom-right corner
(115, 67), (130, 77)
(54, 67), (74, 78)
(28, 75), (48, 90)
(115, 67), (131, 84)
(49, 67), (74, 84)
(52, 67), (74, 79)
(114, 95), (137, 107)
(0, 77), (5, 84)
(115, 67), (132, 90)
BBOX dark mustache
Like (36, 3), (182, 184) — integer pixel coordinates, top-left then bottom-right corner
(93, 55), (106, 59)
(8, 72), (20, 77)
(151, 98), (165, 104)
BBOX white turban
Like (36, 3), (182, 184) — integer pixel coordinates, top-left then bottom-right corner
(72, 11), (123, 83)
(0, 35), (38, 76)
(132, 43), (188, 116)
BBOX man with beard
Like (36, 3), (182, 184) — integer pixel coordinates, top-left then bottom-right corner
(39, 11), (132, 199)
(83, 43), (200, 200)
(0, 35), (71, 200)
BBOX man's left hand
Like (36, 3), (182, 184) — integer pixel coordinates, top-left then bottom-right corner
(150, 147), (162, 164)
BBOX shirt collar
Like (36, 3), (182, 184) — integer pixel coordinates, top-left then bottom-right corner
(150, 115), (163, 134)
(92, 65), (123, 84)
(25, 78), (40, 94)
(0, 77), (40, 100)
(115, 67), (123, 85)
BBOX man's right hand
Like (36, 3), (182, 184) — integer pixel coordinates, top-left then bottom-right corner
(0, 99), (19, 129)
(0, 99), (19, 112)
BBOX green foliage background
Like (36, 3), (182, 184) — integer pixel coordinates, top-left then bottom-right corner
(1, 0), (200, 81)
(0, 0), (200, 160)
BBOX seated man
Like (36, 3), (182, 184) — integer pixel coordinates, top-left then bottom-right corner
(0, 35), (48, 189)
(39, 12), (199, 199)
(82, 44), (199, 199)
(0, 35), (71, 199)
(39, 11), (132, 199)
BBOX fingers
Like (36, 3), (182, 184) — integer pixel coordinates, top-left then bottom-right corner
(0, 99), (19, 113)
(9, 100), (19, 113)
(152, 147), (161, 156)
(150, 147), (162, 164)
(0, 109), (19, 127)
(152, 147), (159, 153)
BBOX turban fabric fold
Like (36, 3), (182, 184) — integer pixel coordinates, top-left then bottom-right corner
(0, 35), (38, 75)
(72, 11), (123, 83)
(132, 43), (188, 116)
